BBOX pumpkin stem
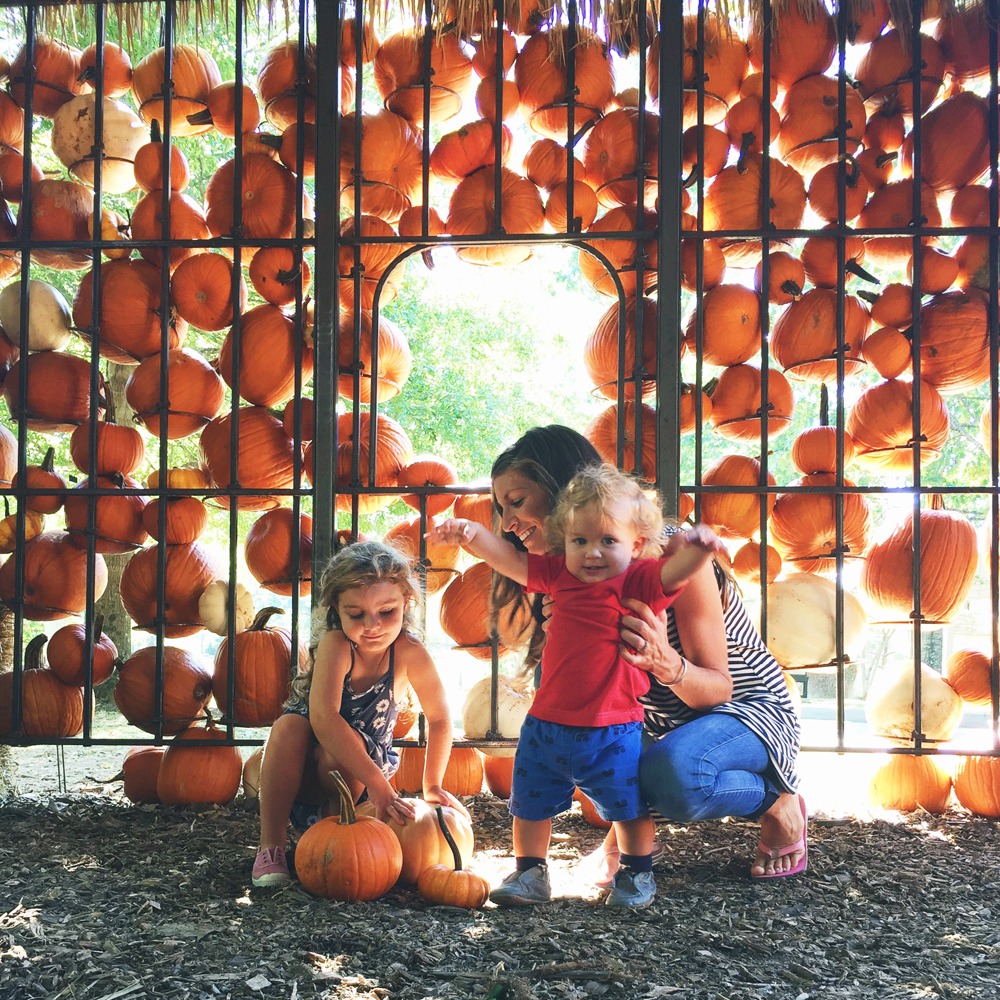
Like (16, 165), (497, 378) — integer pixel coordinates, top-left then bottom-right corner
(24, 633), (48, 670)
(93, 613), (105, 639)
(434, 804), (463, 871)
(41, 447), (56, 473)
(842, 154), (861, 189)
(328, 769), (357, 825)
(257, 132), (283, 150)
(930, 494), (945, 511)
(186, 107), (214, 127)
(876, 151), (897, 170)
(845, 259), (880, 285)
(738, 131), (756, 164)
(420, 249), (436, 270)
(77, 64), (96, 84)
(856, 289), (879, 305)
(250, 607), (285, 631)
(780, 279), (803, 299)
(150, 119), (162, 143)
(702, 377), (719, 397)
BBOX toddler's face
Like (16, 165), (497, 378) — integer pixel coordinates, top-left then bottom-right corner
(562, 499), (643, 584)
(337, 581), (406, 654)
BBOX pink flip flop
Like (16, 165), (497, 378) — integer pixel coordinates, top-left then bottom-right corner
(751, 794), (808, 880)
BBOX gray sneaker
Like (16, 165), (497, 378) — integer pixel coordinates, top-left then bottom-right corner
(489, 864), (551, 906)
(605, 869), (656, 908)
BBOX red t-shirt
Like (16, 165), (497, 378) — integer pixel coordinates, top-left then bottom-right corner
(525, 554), (683, 727)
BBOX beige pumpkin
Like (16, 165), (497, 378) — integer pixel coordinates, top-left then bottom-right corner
(198, 580), (256, 636)
(0, 279), (72, 352)
(461, 674), (533, 757)
(51, 94), (146, 193)
(865, 663), (963, 745)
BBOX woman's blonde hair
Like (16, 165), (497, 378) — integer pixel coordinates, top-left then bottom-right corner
(547, 464), (664, 559)
(287, 539), (422, 706)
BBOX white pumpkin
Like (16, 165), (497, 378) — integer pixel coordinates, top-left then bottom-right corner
(198, 580), (255, 636)
(461, 674), (533, 756)
(762, 573), (867, 668)
(865, 662), (964, 745)
(0, 279), (72, 352)
(242, 746), (263, 798)
(51, 94), (146, 193)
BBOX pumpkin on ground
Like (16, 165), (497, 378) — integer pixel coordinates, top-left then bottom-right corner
(953, 755), (1000, 817)
(121, 746), (166, 804)
(417, 806), (489, 908)
(393, 745), (484, 797)
(384, 797), (476, 886)
(157, 716), (243, 805)
(295, 771), (402, 901)
(868, 755), (952, 813)
(0, 635), (85, 738)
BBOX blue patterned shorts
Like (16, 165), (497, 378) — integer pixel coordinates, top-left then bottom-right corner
(509, 715), (646, 823)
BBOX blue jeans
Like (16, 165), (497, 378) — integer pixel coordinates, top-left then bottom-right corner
(639, 714), (782, 823)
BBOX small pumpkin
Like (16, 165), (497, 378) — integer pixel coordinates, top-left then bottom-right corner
(157, 714), (244, 805)
(397, 456), (459, 518)
(384, 515), (460, 596)
(14, 447), (68, 514)
(945, 648), (994, 707)
(385, 797), (476, 886)
(198, 580), (256, 637)
(121, 746), (165, 804)
(141, 496), (209, 545)
(46, 614), (118, 688)
(294, 770), (403, 901)
(417, 806), (489, 908)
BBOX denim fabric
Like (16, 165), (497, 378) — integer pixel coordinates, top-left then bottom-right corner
(638, 713), (781, 823)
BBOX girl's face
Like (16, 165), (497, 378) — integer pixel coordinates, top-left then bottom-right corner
(563, 499), (643, 583)
(337, 581), (407, 654)
(492, 468), (552, 554)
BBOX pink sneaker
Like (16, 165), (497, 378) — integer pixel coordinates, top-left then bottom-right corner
(252, 846), (290, 886)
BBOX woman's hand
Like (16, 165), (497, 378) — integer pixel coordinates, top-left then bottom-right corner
(424, 784), (470, 818)
(369, 777), (417, 824)
(618, 597), (686, 686)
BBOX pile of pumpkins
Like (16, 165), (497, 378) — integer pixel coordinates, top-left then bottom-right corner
(865, 648), (1000, 817)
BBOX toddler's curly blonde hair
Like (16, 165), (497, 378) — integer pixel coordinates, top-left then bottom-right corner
(545, 463), (664, 559)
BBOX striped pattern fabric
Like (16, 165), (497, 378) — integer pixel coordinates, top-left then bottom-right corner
(640, 560), (801, 793)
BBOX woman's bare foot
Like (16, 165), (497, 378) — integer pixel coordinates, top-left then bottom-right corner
(751, 792), (806, 877)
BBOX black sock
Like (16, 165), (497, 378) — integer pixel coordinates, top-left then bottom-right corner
(516, 856), (546, 871)
(619, 852), (653, 874)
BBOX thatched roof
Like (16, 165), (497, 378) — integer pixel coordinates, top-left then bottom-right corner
(32, 0), (977, 50)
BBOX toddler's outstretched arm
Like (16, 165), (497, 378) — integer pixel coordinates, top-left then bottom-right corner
(427, 518), (529, 586)
(660, 524), (727, 593)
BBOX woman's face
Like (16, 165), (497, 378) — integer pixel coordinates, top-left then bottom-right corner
(492, 468), (551, 554)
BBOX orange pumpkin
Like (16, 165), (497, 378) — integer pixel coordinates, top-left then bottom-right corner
(205, 153), (299, 243)
(126, 347), (226, 439)
(141, 496), (209, 545)
(0, 150), (43, 203)
(869, 755), (952, 813)
(170, 252), (247, 331)
(800, 232), (871, 290)
(860, 495), (977, 624)
(583, 108), (658, 210)
(699, 455), (776, 541)
(430, 119), (513, 183)
(337, 215), (407, 309)
(870, 284), (914, 332)
(0, 635), (84, 739)
(4, 352), (103, 433)
(78, 41), (133, 99)
(900, 91), (989, 193)
(397, 456), (459, 517)
(731, 541), (781, 586)
(384, 797), (476, 885)
(244, 508), (313, 597)
(953, 756), (1000, 817)
(747, 0), (835, 91)
(374, 29), (473, 127)
(584, 295), (658, 402)
(579, 206), (658, 297)
(218, 303), (314, 409)
(684, 283), (761, 368)
(916, 290), (990, 395)
(856, 29), (944, 116)
(846, 379), (950, 473)
(523, 137), (584, 191)
(439, 561), (504, 660)
(808, 157), (869, 224)
(573, 787), (612, 829)
(8, 36), (84, 118)
(681, 237), (727, 293)
(394, 745), (484, 797)
(708, 364), (794, 442)
(680, 384), (713, 435)
(584, 401), (657, 481)
(679, 13), (749, 126)
(14, 447), (67, 514)
(416, 805), (489, 909)
(908, 248), (958, 296)
(945, 649), (994, 707)
(857, 179), (942, 269)
(132, 120), (190, 193)
(199, 406), (298, 511)
(46, 615), (118, 688)
(113, 644), (212, 734)
(515, 26), (614, 140)
(70, 400), (145, 477)
(339, 110), (423, 223)
(771, 290), (871, 384)
(384, 515), (461, 595)
(131, 45), (222, 135)
(121, 746), (165, 804)
(73, 257), (187, 365)
(768, 473), (872, 575)
(475, 76), (521, 124)
(25, 178), (92, 269)
(337, 309), (412, 404)
(257, 40), (317, 130)
(790, 427), (856, 476)
(213, 607), (301, 726)
(187, 80), (260, 137)
(861, 327), (912, 381)
(447, 166), (545, 266)
(951, 184), (990, 227)
(724, 96), (780, 159)
(129, 190), (211, 271)
(682, 124), (731, 180)
(248, 247), (312, 307)
(754, 251), (804, 306)
(294, 771), (402, 901)
(157, 718), (244, 805)
(453, 493), (494, 532)
(121, 541), (223, 637)
(0, 531), (107, 620)
(64, 474), (149, 554)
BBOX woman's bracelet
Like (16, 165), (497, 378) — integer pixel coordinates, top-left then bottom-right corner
(666, 656), (688, 687)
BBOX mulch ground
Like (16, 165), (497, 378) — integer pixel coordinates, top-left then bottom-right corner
(2, 792), (1000, 1000)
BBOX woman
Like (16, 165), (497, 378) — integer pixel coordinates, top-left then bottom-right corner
(490, 425), (805, 879)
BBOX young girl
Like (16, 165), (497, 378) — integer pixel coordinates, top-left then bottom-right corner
(428, 464), (725, 907)
(252, 539), (465, 886)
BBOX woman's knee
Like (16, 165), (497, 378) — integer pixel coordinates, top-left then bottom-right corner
(639, 741), (711, 823)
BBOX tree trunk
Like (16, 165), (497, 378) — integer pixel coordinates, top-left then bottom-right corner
(0, 605), (17, 795)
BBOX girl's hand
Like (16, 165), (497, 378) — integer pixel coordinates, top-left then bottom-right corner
(369, 778), (417, 824)
(425, 518), (472, 547)
(424, 784), (470, 819)
(618, 598), (683, 684)
(540, 592), (554, 633)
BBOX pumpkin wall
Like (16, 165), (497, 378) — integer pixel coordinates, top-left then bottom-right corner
(0, 0), (997, 800)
